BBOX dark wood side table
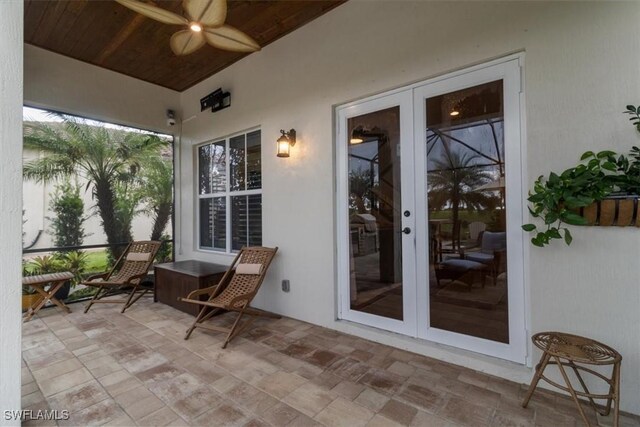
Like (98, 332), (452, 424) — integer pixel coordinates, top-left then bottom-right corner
(154, 260), (228, 316)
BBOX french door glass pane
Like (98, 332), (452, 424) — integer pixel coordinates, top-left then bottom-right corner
(247, 130), (261, 190)
(230, 135), (246, 191)
(198, 142), (226, 194)
(348, 106), (403, 321)
(426, 80), (509, 343)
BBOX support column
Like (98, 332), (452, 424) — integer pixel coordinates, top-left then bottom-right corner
(0, 1), (24, 425)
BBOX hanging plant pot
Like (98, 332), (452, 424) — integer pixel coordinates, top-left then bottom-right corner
(578, 195), (640, 227)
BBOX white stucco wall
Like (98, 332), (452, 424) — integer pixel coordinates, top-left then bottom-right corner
(24, 44), (179, 134)
(0, 0), (24, 423)
(177, 1), (640, 413)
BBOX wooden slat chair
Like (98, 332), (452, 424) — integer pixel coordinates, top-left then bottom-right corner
(81, 240), (161, 314)
(180, 246), (279, 348)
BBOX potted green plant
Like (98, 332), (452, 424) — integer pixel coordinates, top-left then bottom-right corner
(523, 105), (640, 247)
(21, 260), (39, 311)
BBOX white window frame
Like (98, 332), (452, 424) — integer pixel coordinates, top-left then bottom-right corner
(196, 127), (262, 253)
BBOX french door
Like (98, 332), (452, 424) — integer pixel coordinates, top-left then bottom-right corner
(336, 56), (526, 363)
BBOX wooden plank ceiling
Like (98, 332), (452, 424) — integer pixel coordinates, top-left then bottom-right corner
(24, 0), (346, 92)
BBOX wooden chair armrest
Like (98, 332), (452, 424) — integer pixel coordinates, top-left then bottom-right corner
(186, 285), (219, 300)
(83, 272), (109, 282)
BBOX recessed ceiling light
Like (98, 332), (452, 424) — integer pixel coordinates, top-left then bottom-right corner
(450, 110), (460, 117)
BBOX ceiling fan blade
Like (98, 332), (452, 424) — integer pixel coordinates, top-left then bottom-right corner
(170, 30), (206, 55)
(183, 0), (226, 27)
(203, 25), (260, 52)
(115, 0), (188, 25)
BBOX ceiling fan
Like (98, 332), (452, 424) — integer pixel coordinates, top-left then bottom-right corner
(115, 0), (261, 55)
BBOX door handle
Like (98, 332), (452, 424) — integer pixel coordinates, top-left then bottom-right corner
(402, 227), (411, 234)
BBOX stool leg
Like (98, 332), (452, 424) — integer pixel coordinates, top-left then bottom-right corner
(555, 356), (591, 427)
(522, 351), (551, 408)
(612, 362), (620, 427)
(567, 360), (600, 413)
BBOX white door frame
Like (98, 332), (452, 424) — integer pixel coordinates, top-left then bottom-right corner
(335, 54), (527, 363)
(413, 57), (526, 363)
(336, 90), (417, 336)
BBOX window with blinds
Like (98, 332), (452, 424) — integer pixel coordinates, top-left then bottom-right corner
(197, 129), (262, 252)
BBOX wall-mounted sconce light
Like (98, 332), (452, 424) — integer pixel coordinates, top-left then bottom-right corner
(350, 126), (365, 144)
(276, 129), (296, 157)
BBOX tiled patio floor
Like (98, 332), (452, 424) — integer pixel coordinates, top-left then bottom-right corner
(21, 298), (639, 427)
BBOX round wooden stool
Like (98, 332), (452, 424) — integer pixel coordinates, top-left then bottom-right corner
(522, 332), (622, 427)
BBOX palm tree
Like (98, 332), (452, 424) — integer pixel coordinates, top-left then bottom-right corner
(23, 114), (167, 259)
(138, 156), (173, 241)
(428, 150), (498, 227)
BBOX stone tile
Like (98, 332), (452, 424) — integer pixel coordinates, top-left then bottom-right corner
(410, 411), (454, 427)
(367, 414), (405, 427)
(136, 362), (187, 384)
(311, 371), (344, 390)
(37, 368), (94, 397)
(332, 380), (366, 400)
(97, 369), (142, 396)
(350, 349), (374, 362)
(288, 413), (323, 427)
(259, 351), (304, 373)
(327, 358), (371, 382)
(147, 372), (205, 405)
(58, 398), (127, 426)
(458, 370), (491, 388)
(282, 382), (336, 417)
(138, 406), (184, 426)
(21, 301), (590, 427)
(358, 369), (405, 396)
(22, 381), (40, 397)
(314, 397), (374, 427)
(111, 344), (169, 374)
(438, 395), (494, 426)
(31, 358), (83, 383)
(211, 375), (244, 394)
(302, 349), (342, 368)
(171, 385), (222, 421)
(462, 383), (501, 409)
(261, 402), (304, 426)
(25, 349), (75, 371)
(534, 408), (577, 427)
(47, 380), (110, 414)
(396, 383), (446, 413)
(386, 361), (416, 378)
(21, 390), (47, 408)
(226, 382), (278, 415)
(256, 371), (307, 399)
(280, 342), (316, 358)
(379, 399), (418, 426)
(355, 388), (390, 412)
(490, 410), (535, 427)
(242, 418), (271, 427)
(194, 402), (248, 426)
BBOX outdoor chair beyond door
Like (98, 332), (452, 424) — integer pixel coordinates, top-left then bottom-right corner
(463, 231), (506, 285)
(81, 241), (161, 313)
(181, 246), (279, 348)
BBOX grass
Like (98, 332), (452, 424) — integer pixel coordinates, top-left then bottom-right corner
(84, 250), (109, 273)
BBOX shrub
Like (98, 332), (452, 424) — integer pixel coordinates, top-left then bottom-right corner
(48, 181), (87, 249)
